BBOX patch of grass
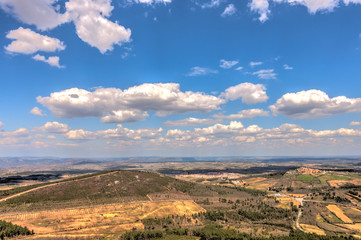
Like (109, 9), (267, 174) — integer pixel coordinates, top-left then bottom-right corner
(296, 174), (315, 181)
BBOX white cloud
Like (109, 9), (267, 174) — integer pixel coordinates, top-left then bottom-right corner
(56, 143), (78, 147)
(30, 107), (46, 116)
(219, 59), (238, 69)
(164, 118), (219, 127)
(33, 122), (69, 133)
(5, 27), (65, 54)
(249, 0), (360, 23)
(221, 4), (237, 17)
(132, 0), (172, 3)
(222, 82), (269, 104)
(249, 0), (270, 22)
(186, 66), (218, 76)
(285, 0), (339, 13)
(0, 128), (31, 145)
(0, 122), (3, 128)
(214, 109), (270, 119)
(65, 0), (131, 53)
(283, 64), (293, 70)
(64, 124), (163, 141)
(32, 54), (64, 68)
(37, 83), (226, 121)
(64, 129), (96, 140)
(350, 121), (361, 126)
(252, 69), (277, 79)
(1, 0), (131, 54)
(249, 61), (263, 67)
(199, 0), (222, 9)
(161, 121), (361, 149)
(270, 89), (361, 118)
(101, 110), (149, 123)
(0, 0), (69, 30)
(236, 66), (243, 70)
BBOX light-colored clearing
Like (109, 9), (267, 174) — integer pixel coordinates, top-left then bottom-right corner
(338, 223), (361, 232)
(327, 204), (353, 223)
(300, 224), (326, 235)
(328, 180), (361, 188)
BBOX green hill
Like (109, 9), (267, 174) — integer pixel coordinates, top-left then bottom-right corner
(0, 170), (196, 210)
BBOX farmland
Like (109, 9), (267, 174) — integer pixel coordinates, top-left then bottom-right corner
(1, 159), (361, 239)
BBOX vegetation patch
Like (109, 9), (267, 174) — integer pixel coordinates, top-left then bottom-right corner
(300, 224), (326, 235)
(297, 174), (315, 181)
(0, 220), (33, 240)
(327, 205), (353, 224)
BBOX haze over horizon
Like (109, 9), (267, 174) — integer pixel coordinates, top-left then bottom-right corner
(1, 0), (361, 157)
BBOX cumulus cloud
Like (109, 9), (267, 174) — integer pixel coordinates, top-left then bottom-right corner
(219, 59), (238, 69)
(186, 67), (218, 76)
(37, 83), (226, 121)
(30, 107), (46, 116)
(249, 61), (263, 67)
(350, 121), (361, 126)
(0, 122), (3, 128)
(33, 122), (69, 133)
(213, 109), (270, 119)
(270, 89), (361, 118)
(0, 128), (31, 145)
(161, 120), (361, 148)
(250, 0), (270, 22)
(65, 0), (131, 53)
(236, 66), (243, 71)
(222, 82), (269, 104)
(5, 27), (65, 54)
(252, 69), (277, 79)
(101, 110), (149, 123)
(1, 0), (131, 54)
(64, 124), (163, 140)
(33, 54), (64, 68)
(164, 118), (219, 127)
(0, 0), (69, 30)
(221, 4), (237, 17)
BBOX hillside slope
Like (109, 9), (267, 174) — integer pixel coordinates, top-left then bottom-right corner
(0, 170), (196, 210)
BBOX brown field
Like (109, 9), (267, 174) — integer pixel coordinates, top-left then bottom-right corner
(291, 181), (310, 188)
(327, 205), (353, 224)
(316, 214), (350, 233)
(328, 179), (361, 188)
(242, 177), (277, 190)
(300, 224), (326, 235)
(338, 223), (361, 232)
(0, 200), (205, 237)
(274, 195), (300, 208)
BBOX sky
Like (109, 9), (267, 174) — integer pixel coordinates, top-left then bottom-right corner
(1, 0), (361, 158)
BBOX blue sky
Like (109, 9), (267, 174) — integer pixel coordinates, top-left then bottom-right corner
(1, 0), (361, 157)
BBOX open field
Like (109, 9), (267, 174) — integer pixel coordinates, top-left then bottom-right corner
(329, 179), (361, 188)
(338, 223), (361, 233)
(296, 174), (315, 181)
(300, 224), (326, 235)
(327, 205), (353, 223)
(0, 200), (204, 237)
(2, 160), (361, 239)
